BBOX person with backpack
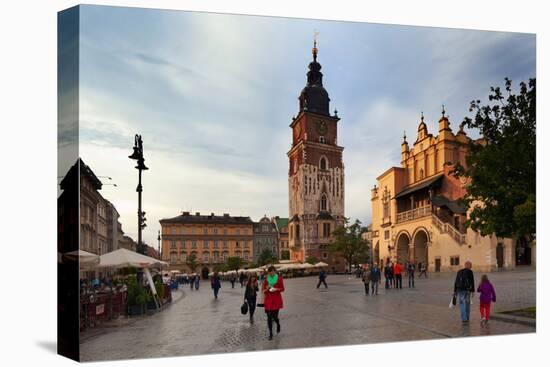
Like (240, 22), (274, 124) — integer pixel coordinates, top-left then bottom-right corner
(477, 274), (496, 325)
(453, 261), (475, 323)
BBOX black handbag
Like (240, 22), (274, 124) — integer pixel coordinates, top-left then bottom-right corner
(452, 293), (457, 306)
(241, 301), (248, 315)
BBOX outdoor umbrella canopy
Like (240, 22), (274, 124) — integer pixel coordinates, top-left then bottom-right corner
(314, 262), (329, 267)
(97, 248), (168, 269)
(62, 249), (100, 265)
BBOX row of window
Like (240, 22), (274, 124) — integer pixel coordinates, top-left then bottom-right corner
(167, 227), (251, 235)
(289, 223), (332, 240)
(169, 240), (251, 249)
(169, 251), (250, 264)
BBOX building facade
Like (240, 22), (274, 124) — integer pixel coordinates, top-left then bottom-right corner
(253, 216), (279, 262)
(287, 41), (346, 271)
(370, 110), (521, 272)
(76, 159), (109, 256)
(105, 200), (120, 253)
(272, 216), (289, 260)
(159, 212), (254, 273)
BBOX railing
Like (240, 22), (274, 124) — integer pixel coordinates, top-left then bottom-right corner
(431, 214), (466, 244)
(396, 205), (432, 224)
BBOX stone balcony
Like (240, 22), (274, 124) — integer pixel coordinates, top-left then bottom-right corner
(396, 204), (432, 224)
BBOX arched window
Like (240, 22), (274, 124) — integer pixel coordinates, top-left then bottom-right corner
(319, 136), (326, 143)
(321, 195), (327, 211)
(320, 157), (327, 170)
(419, 168), (424, 180)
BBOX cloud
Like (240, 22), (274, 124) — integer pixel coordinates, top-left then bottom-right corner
(75, 6), (536, 243)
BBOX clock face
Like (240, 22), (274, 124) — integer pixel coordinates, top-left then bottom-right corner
(317, 120), (328, 135)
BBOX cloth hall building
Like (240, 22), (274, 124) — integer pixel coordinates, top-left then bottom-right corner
(370, 110), (533, 272)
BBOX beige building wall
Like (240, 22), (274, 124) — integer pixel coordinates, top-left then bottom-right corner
(370, 111), (531, 272)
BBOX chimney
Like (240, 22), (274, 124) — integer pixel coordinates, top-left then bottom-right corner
(195, 212), (200, 216)
(211, 212), (215, 216)
(223, 213), (230, 217)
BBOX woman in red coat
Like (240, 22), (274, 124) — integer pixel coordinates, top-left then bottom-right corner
(263, 265), (285, 340)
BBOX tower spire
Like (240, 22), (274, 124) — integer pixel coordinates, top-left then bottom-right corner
(313, 31), (319, 61)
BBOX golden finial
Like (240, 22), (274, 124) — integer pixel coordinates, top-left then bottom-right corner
(421, 111), (424, 122)
(312, 31), (319, 61)
(442, 104), (446, 117)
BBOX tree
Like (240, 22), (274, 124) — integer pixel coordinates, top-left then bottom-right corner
(328, 218), (369, 272)
(454, 78), (536, 241)
(257, 248), (277, 266)
(226, 256), (243, 271)
(305, 256), (319, 265)
(186, 253), (198, 273)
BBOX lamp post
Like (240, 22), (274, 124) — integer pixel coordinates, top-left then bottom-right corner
(157, 230), (161, 260)
(129, 135), (148, 282)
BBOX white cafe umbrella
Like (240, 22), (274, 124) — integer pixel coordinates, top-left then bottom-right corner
(97, 248), (168, 269)
(62, 249), (100, 266)
(314, 262), (329, 267)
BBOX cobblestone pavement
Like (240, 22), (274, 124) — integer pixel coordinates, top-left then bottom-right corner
(80, 268), (536, 362)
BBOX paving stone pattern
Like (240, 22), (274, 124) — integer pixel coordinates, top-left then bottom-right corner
(80, 268), (535, 362)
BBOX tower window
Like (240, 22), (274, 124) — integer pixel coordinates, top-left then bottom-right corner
(419, 169), (424, 180)
(321, 195), (327, 211)
(320, 157), (328, 170)
(319, 136), (326, 143)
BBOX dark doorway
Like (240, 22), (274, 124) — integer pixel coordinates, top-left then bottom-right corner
(496, 243), (504, 268)
(515, 238), (532, 266)
(435, 258), (441, 272)
(201, 266), (210, 279)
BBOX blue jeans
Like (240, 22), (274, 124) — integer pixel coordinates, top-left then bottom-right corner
(458, 291), (471, 321)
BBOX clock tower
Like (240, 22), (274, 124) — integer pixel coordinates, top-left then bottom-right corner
(287, 39), (345, 269)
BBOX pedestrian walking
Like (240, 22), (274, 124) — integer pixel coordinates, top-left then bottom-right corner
(362, 264), (371, 295)
(419, 262), (428, 278)
(194, 274), (200, 290)
(453, 261), (475, 323)
(190, 275), (194, 290)
(244, 275), (259, 323)
(239, 272), (246, 288)
(384, 262), (393, 289)
(370, 263), (381, 295)
(477, 274), (496, 325)
(317, 268), (328, 289)
(211, 272), (221, 299)
(263, 265), (285, 340)
(230, 275), (236, 288)
(394, 262), (403, 289)
(407, 262), (416, 288)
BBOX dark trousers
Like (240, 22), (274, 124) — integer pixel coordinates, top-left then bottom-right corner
(364, 281), (370, 294)
(371, 281), (379, 295)
(317, 278), (328, 288)
(408, 272), (415, 287)
(385, 277), (392, 289)
(231, 281), (235, 288)
(395, 274), (402, 288)
(419, 270), (427, 278)
(266, 310), (280, 336)
(246, 297), (256, 319)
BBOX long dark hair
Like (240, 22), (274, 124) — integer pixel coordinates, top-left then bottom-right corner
(246, 274), (257, 287)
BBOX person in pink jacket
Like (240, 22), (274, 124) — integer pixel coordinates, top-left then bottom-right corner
(477, 274), (496, 324)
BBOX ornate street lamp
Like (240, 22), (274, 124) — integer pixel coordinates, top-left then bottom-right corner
(129, 134), (148, 282)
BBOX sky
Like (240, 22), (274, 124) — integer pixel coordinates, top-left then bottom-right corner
(67, 5), (536, 248)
